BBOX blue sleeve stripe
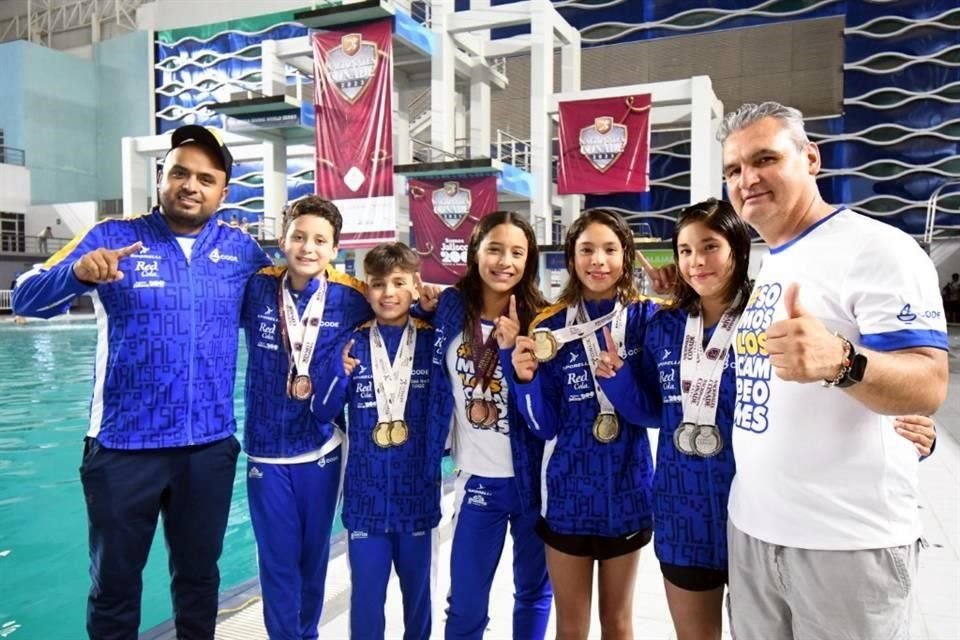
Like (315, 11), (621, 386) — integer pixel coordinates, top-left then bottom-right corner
(861, 329), (948, 352)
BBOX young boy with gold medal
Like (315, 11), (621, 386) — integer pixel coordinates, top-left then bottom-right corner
(312, 242), (447, 640)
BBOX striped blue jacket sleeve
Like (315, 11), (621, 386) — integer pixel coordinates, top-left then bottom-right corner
(12, 226), (103, 317)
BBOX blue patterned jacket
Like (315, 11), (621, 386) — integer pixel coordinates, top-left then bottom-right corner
(12, 209), (270, 449)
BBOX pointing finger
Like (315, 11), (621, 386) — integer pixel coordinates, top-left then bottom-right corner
(509, 295), (519, 323)
(113, 241), (144, 259)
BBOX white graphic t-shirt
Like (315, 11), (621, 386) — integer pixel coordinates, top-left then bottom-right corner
(730, 208), (948, 550)
(446, 321), (515, 478)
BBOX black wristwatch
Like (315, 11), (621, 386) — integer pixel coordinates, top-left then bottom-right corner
(837, 339), (868, 388)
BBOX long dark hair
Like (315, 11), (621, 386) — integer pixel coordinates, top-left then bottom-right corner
(670, 198), (752, 316)
(558, 208), (639, 306)
(455, 211), (546, 335)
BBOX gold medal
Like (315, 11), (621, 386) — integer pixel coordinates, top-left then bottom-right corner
(290, 374), (313, 401)
(693, 424), (723, 457)
(532, 329), (559, 362)
(592, 413), (620, 443)
(373, 422), (392, 448)
(389, 420), (409, 446)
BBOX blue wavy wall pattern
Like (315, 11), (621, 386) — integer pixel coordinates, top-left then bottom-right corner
(155, 1), (960, 238)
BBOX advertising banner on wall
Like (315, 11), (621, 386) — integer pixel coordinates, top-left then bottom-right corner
(556, 94), (652, 196)
(409, 176), (499, 284)
(312, 19), (395, 248)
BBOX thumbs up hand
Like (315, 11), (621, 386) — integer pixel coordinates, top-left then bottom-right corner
(766, 283), (848, 383)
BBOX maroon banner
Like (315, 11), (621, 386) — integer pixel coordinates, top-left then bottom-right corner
(409, 176), (499, 284)
(556, 94), (652, 195)
(313, 20), (394, 247)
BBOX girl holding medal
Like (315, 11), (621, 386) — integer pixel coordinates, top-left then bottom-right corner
(510, 209), (658, 640)
(424, 211), (553, 640)
(597, 199), (938, 640)
(240, 197), (372, 640)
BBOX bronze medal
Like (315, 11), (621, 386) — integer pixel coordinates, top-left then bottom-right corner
(290, 374), (313, 401)
(482, 400), (499, 427)
(467, 398), (490, 427)
(592, 413), (620, 443)
(389, 420), (409, 446)
(693, 424), (723, 457)
(373, 422), (392, 448)
(673, 422), (698, 456)
(532, 329), (559, 362)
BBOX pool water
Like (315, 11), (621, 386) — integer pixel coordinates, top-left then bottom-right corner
(1, 322), (265, 638)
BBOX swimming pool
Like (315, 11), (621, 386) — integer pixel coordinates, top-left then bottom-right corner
(0, 321), (261, 638)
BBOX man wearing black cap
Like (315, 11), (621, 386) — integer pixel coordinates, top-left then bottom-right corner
(13, 125), (271, 639)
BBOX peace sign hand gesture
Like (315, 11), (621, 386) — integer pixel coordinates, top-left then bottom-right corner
(594, 326), (624, 379)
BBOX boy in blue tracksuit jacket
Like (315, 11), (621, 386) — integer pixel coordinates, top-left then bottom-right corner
(312, 243), (449, 640)
(11, 124), (271, 638)
(512, 298), (657, 540)
(240, 196), (371, 640)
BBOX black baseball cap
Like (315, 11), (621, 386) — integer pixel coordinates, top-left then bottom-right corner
(169, 125), (234, 183)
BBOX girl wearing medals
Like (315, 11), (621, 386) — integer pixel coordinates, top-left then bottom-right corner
(423, 211), (553, 640)
(240, 197), (372, 640)
(598, 199), (938, 640)
(510, 209), (658, 640)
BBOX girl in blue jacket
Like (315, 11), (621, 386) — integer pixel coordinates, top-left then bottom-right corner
(597, 199), (937, 640)
(509, 209), (658, 640)
(426, 211), (553, 640)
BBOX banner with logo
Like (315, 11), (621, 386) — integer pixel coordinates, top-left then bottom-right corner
(312, 19), (395, 248)
(557, 94), (652, 195)
(409, 176), (499, 284)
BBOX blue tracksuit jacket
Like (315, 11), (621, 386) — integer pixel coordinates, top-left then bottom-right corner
(241, 265), (371, 458)
(429, 287), (544, 512)
(603, 307), (737, 570)
(313, 320), (448, 533)
(513, 297), (657, 537)
(12, 209), (270, 449)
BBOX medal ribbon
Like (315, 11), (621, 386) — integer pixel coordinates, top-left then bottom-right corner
(278, 272), (328, 379)
(469, 305), (509, 399)
(369, 320), (417, 423)
(545, 304), (622, 352)
(679, 308), (739, 427)
(576, 300), (626, 416)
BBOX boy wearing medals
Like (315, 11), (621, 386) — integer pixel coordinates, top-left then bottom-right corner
(312, 243), (447, 640)
(240, 197), (371, 640)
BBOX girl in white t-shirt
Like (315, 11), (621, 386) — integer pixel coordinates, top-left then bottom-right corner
(426, 211), (553, 640)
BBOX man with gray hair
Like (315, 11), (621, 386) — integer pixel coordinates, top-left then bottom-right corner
(719, 102), (948, 639)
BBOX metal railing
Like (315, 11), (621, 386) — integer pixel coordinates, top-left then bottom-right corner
(409, 138), (467, 164)
(0, 146), (25, 166)
(494, 130), (530, 172)
(0, 235), (70, 256)
(0, 290), (11, 311)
